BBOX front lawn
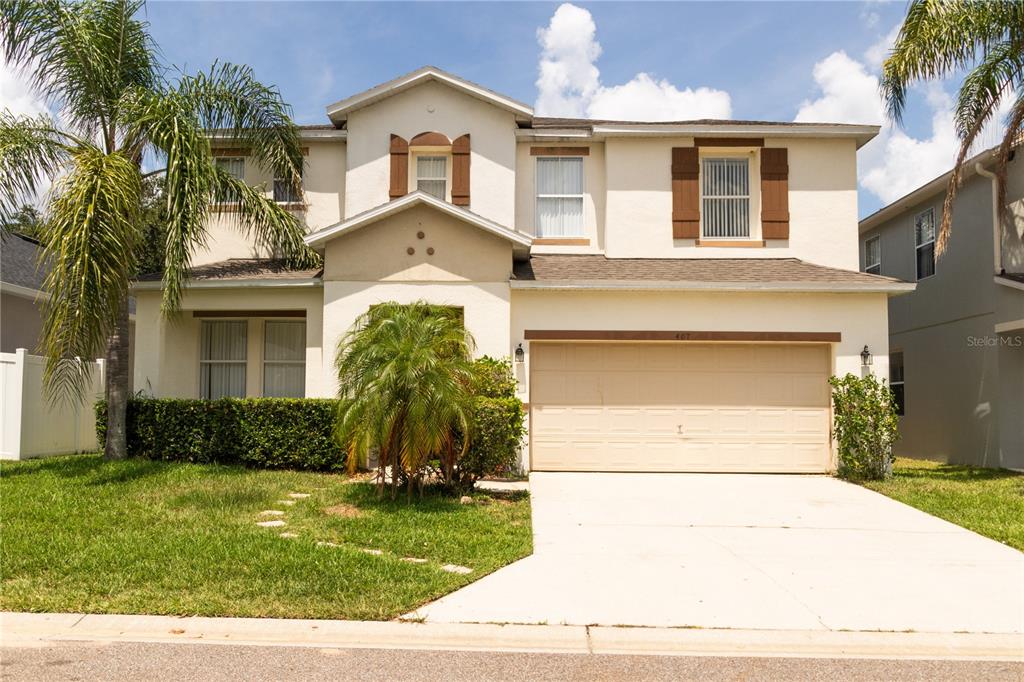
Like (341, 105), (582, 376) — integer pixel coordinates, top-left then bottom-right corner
(862, 457), (1024, 551)
(0, 455), (532, 620)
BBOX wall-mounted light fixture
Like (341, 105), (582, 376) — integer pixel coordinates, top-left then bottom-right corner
(860, 345), (873, 367)
(514, 343), (525, 364)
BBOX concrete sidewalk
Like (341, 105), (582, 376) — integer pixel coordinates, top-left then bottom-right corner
(3, 612), (1022, 661)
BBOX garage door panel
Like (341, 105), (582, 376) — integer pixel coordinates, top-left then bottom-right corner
(531, 342), (832, 473)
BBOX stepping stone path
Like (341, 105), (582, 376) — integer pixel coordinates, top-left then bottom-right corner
(278, 500), (296, 506)
(316, 541), (341, 548)
(288, 493), (311, 499)
(360, 548), (383, 556)
(401, 557), (428, 564)
(256, 520), (286, 528)
(260, 510), (285, 516)
(280, 532), (298, 539)
(441, 564), (473, 575)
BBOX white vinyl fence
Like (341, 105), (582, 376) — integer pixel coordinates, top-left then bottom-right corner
(0, 349), (104, 460)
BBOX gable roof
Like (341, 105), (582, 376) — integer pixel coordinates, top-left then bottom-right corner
(1, 233), (48, 292)
(326, 66), (533, 124)
(304, 191), (532, 256)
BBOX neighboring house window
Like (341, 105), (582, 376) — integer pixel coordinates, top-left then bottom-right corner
(416, 156), (447, 200)
(864, 235), (881, 275)
(889, 350), (905, 416)
(273, 166), (303, 204)
(702, 157), (750, 238)
(200, 321), (247, 399)
(215, 157), (245, 180)
(536, 157), (584, 237)
(263, 321), (306, 398)
(915, 208), (936, 279)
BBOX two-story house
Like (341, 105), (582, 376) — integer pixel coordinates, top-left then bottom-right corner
(133, 66), (911, 474)
(859, 143), (1024, 470)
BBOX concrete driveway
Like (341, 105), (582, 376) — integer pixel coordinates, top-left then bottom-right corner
(412, 473), (1024, 633)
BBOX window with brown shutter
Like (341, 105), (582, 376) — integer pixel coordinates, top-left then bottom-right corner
(452, 134), (470, 206)
(760, 147), (789, 239)
(672, 147), (700, 239)
(389, 134), (409, 199)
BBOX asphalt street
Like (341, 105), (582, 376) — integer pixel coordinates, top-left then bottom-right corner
(3, 641), (1022, 681)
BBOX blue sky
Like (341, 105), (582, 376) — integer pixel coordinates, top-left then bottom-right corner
(2, 1), (986, 217)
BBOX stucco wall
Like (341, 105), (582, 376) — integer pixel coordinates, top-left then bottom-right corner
(601, 137), (858, 268)
(323, 204), (513, 282)
(1, 292), (42, 353)
(133, 287), (325, 398)
(193, 140), (346, 266)
(344, 80), (517, 225)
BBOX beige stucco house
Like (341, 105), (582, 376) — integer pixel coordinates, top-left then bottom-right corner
(859, 143), (1024, 470)
(133, 66), (912, 473)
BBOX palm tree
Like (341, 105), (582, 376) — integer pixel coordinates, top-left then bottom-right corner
(334, 302), (476, 499)
(0, 0), (316, 459)
(881, 0), (1024, 255)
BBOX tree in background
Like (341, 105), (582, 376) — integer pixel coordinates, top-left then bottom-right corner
(881, 0), (1024, 254)
(1, 0), (316, 459)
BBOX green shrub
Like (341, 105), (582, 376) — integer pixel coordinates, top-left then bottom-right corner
(96, 398), (344, 471)
(461, 396), (527, 480)
(828, 373), (899, 481)
(470, 356), (518, 399)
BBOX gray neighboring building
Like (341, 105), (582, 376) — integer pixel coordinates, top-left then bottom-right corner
(1, 233), (47, 354)
(859, 145), (1024, 470)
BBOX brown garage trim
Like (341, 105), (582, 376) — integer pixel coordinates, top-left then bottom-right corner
(192, 310), (306, 318)
(532, 238), (591, 246)
(524, 330), (841, 342)
(693, 137), (764, 148)
(530, 146), (591, 156)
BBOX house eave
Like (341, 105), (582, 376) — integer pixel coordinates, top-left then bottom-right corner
(131, 278), (323, 291)
(590, 123), (879, 148)
(509, 279), (916, 294)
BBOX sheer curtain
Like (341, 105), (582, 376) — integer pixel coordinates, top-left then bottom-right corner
(536, 158), (584, 237)
(263, 321), (306, 397)
(416, 156), (447, 200)
(200, 321), (247, 399)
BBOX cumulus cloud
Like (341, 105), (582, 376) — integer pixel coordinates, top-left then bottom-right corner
(1, 60), (47, 117)
(794, 51), (884, 126)
(535, 3), (731, 121)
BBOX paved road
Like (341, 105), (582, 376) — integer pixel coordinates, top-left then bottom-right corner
(3, 642), (1022, 681)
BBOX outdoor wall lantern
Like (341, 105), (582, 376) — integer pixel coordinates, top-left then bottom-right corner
(860, 345), (873, 367)
(515, 343), (525, 364)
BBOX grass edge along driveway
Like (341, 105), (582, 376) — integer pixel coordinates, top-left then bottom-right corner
(862, 457), (1024, 551)
(0, 455), (532, 620)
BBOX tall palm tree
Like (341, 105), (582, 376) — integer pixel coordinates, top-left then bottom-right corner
(881, 0), (1024, 255)
(0, 0), (316, 459)
(334, 302), (476, 499)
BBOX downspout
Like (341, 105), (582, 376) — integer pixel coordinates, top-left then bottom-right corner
(974, 162), (1002, 273)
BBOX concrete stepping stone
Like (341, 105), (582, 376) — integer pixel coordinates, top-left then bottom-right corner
(288, 493), (311, 499)
(259, 510), (285, 516)
(316, 541), (340, 548)
(441, 564), (472, 575)
(279, 532), (298, 539)
(277, 500), (296, 506)
(360, 548), (383, 556)
(401, 557), (428, 564)
(256, 520), (286, 528)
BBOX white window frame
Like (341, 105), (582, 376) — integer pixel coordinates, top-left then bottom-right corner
(415, 154), (448, 200)
(864, 235), (881, 275)
(700, 155), (752, 239)
(273, 165), (304, 205)
(214, 156), (245, 180)
(199, 320), (247, 399)
(889, 350), (905, 416)
(915, 208), (936, 280)
(535, 156), (585, 237)
(262, 320), (306, 398)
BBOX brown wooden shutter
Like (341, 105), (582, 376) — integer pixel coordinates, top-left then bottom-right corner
(761, 148), (789, 239)
(389, 134), (409, 199)
(672, 147), (700, 239)
(452, 134), (470, 206)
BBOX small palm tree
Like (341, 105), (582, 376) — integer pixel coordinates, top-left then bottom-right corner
(0, 0), (316, 459)
(881, 0), (1024, 254)
(334, 302), (476, 499)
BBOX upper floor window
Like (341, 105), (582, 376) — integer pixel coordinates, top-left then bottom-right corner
(273, 166), (303, 204)
(200, 320), (247, 399)
(215, 156), (245, 181)
(915, 208), (936, 280)
(536, 157), (584, 237)
(702, 157), (750, 238)
(889, 350), (905, 416)
(864, 235), (881, 275)
(263, 321), (306, 398)
(416, 156), (447, 200)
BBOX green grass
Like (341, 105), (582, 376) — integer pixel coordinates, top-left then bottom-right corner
(0, 455), (532, 620)
(862, 457), (1024, 551)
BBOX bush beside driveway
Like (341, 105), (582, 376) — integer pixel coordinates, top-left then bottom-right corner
(0, 455), (532, 620)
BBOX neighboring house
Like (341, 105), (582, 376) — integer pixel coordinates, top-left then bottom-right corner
(859, 144), (1024, 470)
(1, 233), (47, 354)
(133, 66), (911, 474)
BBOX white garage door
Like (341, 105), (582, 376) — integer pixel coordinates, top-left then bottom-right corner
(530, 342), (832, 473)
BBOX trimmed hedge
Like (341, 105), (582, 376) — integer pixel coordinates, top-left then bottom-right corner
(459, 397), (526, 481)
(96, 398), (344, 471)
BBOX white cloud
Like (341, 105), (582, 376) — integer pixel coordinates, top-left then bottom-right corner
(0, 59), (47, 117)
(535, 3), (731, 121)
(794, 51), (884, 126)
(864, 22), (900, 70)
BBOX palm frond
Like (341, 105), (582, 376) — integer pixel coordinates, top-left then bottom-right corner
(0, 111), (75, 221)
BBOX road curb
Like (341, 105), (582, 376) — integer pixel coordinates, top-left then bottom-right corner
(2, 612), (1022, 661)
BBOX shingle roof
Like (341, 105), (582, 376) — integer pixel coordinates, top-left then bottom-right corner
(136, 258), (322, 283)
(528, 117), (876, 130)
(512, 255), (908, 286)
(1, 233), (48, 291)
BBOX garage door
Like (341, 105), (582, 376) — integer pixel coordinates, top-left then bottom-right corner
(530, 342), (832, 473)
